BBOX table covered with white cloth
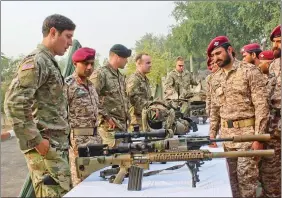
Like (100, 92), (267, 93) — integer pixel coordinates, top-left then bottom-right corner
(64, 124), (232, 197)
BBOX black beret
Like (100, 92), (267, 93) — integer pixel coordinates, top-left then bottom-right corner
(110, 44), (132, 58)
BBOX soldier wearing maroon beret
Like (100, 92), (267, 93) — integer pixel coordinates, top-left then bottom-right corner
(259, 25), (281, 198)
(208, 36), (269, 198)
(65, 47), (102, 187)
(240, 43), (262, 66)
(258, 50), (274, 75)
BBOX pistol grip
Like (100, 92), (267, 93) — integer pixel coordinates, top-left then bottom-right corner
(113, 167), (127, 184)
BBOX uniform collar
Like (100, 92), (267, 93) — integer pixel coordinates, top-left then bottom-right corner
(174, 68), (188, 75)
(106, 63), (121, 77)
(135, 70), (148, 81)
(72, 72), (88, 85)
(37, 44), (56, 61)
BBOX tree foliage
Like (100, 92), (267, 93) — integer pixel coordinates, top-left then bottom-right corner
(127, 1), (280, 79)
(170, 1), (280, 57)
(1, 53), (24, 112)
(125, 33), (175, 85)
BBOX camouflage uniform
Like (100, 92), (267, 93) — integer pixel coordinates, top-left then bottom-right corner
(209, 59), (269, 198)
(89, 63), (129, 148)
(205, 74), (212, 116)
(259, 58), (281, 198)
(65, 72), (101, 187)
(164, 69), (197, 115)
(164, 69), (197, 99)
(126, 70), (152, 131)
(4, 44), (71, 197)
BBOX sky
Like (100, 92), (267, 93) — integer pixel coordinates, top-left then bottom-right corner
(1, 1), (176, 63)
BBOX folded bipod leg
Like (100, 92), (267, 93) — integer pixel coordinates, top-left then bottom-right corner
(128, 165), (144, 191)
(186, 161), (200, 188)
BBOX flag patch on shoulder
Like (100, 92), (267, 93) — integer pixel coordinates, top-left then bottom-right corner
(21, 63), (35, 71)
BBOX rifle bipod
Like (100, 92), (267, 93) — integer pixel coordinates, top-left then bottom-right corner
(186, 160), (204, 187)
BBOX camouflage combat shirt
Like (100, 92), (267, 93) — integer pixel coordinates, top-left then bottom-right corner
(268, 58), (281, 109)
(126, 70), (152, 126)
(209, 59), (269, 137)
(164, 69), (198, 100)
(4, 44), (69, 151)
(89, 63), (129, 130)
(65, 72), (99, 128)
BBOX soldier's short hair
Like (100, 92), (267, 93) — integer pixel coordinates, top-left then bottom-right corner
(176, 56), (184, 62)
(249, 50), (262, 58)
(42, 14), (76, 37)
(135, 53), (149, 63)
(221, 43), (236, 57)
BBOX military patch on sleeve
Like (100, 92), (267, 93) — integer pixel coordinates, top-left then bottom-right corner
(18, 60), (37, 88)
(21, 62), (35, 71)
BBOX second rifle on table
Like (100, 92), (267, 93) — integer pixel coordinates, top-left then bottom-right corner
(77, 132), (272, 189)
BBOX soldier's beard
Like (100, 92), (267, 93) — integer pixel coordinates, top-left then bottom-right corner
(272, 47), (281, 58)
(217, 53), (231, 68)
(249, 58), (255, 65)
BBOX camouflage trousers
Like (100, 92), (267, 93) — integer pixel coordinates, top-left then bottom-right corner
(259, 113), (281, 198)
(24, 147), (71, 197)
(221, 126), (259, 198)
(69, 131), (102, 187)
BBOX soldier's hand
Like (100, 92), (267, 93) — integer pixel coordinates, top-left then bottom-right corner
(208, 135), (218, 148)
(107, 118), (116, 129)
(35, 139), (50, 156)
(251, 141), (264, 150)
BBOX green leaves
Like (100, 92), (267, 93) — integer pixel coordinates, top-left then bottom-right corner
(125, 33), (174, 85)
(170, 1), (280, 58)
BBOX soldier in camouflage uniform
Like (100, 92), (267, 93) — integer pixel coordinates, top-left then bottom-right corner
(258, 50), (274, 77)
(126, 53), (152, 131)
(208, 36), (269, 198)
(240, 43), (262, 66)
(89, 44), (131, 148)
(205, 57), (219, 117)
(259, 25), (281, 198)
(65, 47), (101, 187)
(164, 56), (198, 115)
(4, 14), (75, 197)
(205, 57), (220, 148)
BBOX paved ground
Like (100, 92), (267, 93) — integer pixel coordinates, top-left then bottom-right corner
(1, 136), (28, 197)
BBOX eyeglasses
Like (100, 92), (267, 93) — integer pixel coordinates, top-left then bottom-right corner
(178, 65), (184, 67)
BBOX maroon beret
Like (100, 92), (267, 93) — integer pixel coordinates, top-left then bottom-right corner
(72, 47), (96, 62)
(207, 36), (230, 56)
(270, 25), (281, 41)
(241, 43), (261, 54)
(207, 57), (212, 70)
(259, 50), (274, 60)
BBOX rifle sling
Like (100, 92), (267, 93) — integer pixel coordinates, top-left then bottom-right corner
(143, 163), (186, 177)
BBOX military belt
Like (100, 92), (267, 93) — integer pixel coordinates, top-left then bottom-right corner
(221, 117), (255, 129)
(72, 127), (97, 136)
